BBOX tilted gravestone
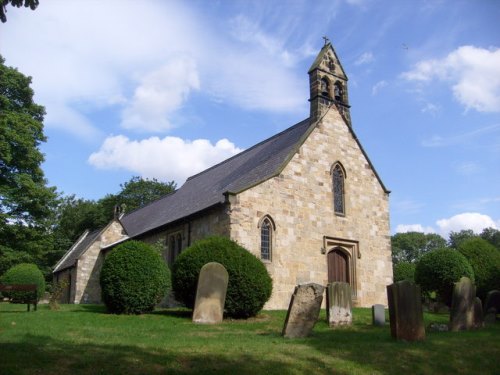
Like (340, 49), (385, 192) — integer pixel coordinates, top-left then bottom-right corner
(473, 297), (484, 329)
(387, 281), (425, 341)
(372, 304), (385, 326)
(282, 283), (325, 338)
(326, 282), (352, 326)
(192, 262), (228, 324)
(449, 277), (475, 331)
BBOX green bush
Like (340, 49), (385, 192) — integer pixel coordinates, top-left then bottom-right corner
(100, 241), (171, 314)
(0, 263), (46, 302)
(458, 238), (500, 300)
(172, 236), (272, 319)
(415, 248), (474, 306)
(393, 262), (416, 282)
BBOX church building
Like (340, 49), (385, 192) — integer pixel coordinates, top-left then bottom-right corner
(53, 41), (393, 309)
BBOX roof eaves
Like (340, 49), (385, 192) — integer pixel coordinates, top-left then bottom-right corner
(53, 229), (90, 273)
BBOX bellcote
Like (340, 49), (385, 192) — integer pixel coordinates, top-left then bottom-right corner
(309, 40), (351, 126)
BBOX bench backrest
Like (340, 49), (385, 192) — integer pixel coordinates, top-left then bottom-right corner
(0, 284), (37, 292)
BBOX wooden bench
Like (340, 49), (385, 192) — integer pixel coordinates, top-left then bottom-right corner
(0, 284), (38, 311)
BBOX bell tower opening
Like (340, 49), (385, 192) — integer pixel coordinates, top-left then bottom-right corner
(308, 38), (351, 126)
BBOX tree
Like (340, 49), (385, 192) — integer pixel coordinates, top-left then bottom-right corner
(100, 176), (176, 215)
(415, 248), (474, 306)
(0, 55), (57, 277)
(448, 229), (476, 249)
(50, 177), (176, 265)
(458, 237), (500, 299)
(391, 232), (446, 264)
(480, 227), (500, 250)
(1, 0), (38, 23)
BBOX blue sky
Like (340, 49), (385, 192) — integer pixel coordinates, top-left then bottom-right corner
(1, 0), (499, 238)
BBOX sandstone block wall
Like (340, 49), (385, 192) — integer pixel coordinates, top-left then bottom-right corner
(229, 108), (392, 309)
(74, 220), (128, 303)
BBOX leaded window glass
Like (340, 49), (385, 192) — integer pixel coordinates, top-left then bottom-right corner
(176, 233), (182, 258)
(260, 219), (271, 261)
(168, 236), (176, 266)
(333, 165), (345, 215)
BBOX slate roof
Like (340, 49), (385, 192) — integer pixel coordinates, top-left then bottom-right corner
(120, 118), (313, 238)
(53, 229), (102, 273)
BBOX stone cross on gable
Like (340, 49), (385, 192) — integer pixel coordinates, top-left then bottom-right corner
(323, 36), (330, 45)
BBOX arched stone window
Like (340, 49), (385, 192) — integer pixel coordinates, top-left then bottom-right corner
(167, 232), (184, 266)
(168, 235), (176, 266)
(258, 215), (276, 261)
(321, 77), (330, 97)
(334, 82), (343, 102)
(176, 233), (182, 258)
(332, 163), (346, 215)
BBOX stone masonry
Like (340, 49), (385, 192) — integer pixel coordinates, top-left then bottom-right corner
(229, 106), (392, 309)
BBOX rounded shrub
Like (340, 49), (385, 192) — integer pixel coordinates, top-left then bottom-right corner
(458, 237), (500, 300)
(172, 236), (272, 319)
(415, 248), (474, 306)
(393, 262), (416, 283)
(100, 240), (171, 314)
(0, 263), (46, 302)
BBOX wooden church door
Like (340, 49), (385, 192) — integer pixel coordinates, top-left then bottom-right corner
(328, 247), (349, 284)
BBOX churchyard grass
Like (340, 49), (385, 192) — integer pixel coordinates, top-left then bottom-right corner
(0, 304), (498, 374)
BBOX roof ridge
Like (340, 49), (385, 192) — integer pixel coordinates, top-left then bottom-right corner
(185, 118), (310, 182)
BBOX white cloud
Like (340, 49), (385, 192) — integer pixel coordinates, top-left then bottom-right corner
(372, 80), (388, 95)
(88, 135), (243, 184)
(355, 52), (374, 66)
(421, 123), (500, 148)
(395, 224), (435, 234)
(401, 46), (500, 112)
(436, 212), (498, 236)
(1, 1), (309, 139)
(121, 58), (200, 132)
(395, 212), (500, 236)
(420, 102), (440, 115)
(454, 161), (482, 176)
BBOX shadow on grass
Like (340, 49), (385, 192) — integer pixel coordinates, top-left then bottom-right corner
(299, 318), (500, 375)
(151, 308), (192, 319)
(0, 333), (308, 375)
(68, 304), (108, 314)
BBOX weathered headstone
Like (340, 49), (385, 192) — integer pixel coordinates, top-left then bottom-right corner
(326, 282), (352, 326)
(282, 283), (325, 338)
(449, 277), (475, 331)
(372, 304), (385, 326)
(473, 297), (483, 329)
(387, 281), (425, 341)
(192, 262), (228, 324)
(484, 290), (500, 315)
(484, 308), (497, 324)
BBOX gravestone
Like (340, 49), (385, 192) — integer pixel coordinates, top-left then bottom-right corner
(484, 308), (497, 324)
(387, 281), (425, 341)
(484, 290), (500, 315)
(372, 304), (385, 326)
(449, 277), (475, 331)
(473, 297), (483, 329)
(326, 282), (352, 326)
(282, 283), (325, 338)
(192, 262), (228, 324)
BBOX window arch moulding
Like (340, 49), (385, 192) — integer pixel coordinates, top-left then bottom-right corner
(331, 162), (346, 216)
(258, 215), (276, 262)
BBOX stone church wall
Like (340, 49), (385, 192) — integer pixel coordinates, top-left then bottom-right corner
(229, 107), (392, 309)
(73, 220), (128, 303)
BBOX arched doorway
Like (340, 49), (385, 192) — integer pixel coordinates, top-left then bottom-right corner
(327, 247), (349, 284)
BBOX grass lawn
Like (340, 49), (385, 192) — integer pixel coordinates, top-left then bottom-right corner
(0, 303), (498, 375)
